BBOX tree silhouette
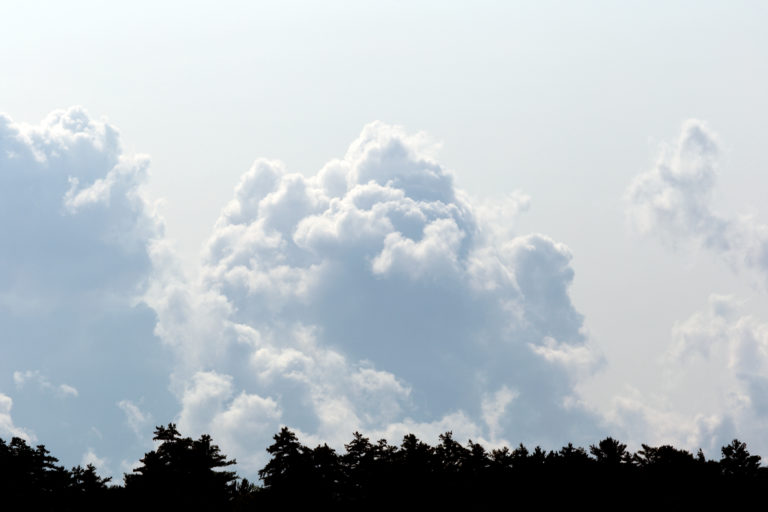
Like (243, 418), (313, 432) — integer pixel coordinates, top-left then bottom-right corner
(510, 443), (530, 470)
(634, 444), (694, 469)
(397, 433), (436, 504)
(8, 424), (768, 508)
(341, 431), (382, 502)
(435, 431), (468, 474)
(257, 426), (312, 505)
(590, 437), (632, 465)
(720, 439), (761, 478)
(310, 443), (342, 498)
(123, 423), (237, 510)
(0, 437), (74, 510)
(556, 442), (590, 466)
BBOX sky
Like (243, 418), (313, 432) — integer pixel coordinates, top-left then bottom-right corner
(2, 0), (768, 479)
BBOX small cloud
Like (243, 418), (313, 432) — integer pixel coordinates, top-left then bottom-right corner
(81, 449), (108, 473)
(59, 384), (79, 397)
(117, 400), (152, 438)
(626, 119), (768, 286)
(13, 370), (78, 398)
(481, 386), (518, 443)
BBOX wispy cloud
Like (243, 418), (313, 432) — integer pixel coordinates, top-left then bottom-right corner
(14, 370), (78, 397)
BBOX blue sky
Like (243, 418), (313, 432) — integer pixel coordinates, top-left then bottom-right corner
(2, 1), (768, 479)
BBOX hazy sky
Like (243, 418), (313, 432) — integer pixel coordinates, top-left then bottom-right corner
(2, 1), (768, 479)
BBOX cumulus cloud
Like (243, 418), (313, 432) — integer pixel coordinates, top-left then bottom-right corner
(150, 120), (603, 474)
(0, 110), (603, 479)
(0, 108), (160, 304)
(0, 108), (175, 475)
(626, 119), (768, 283)
(176, 371), (282, 472)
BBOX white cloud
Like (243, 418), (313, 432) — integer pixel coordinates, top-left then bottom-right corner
(670, 295), (768, 413)
(622, 121), (768, 456)
(530, 336), (603, 377)
(601, 293), (768, 457)
(0, 108), (175, 477)
(604, 389), (736, 456)
(0, 110), (603, 480)
(153, 121), (602, 474)
(81, 448), (108, 473)
(626, 119), (768, 284)
(0, 107), (162, 305)
(481, 386), (518, 443)
(0, 393), (33, 441)
(117, 400), (152, 438)
(175, 371), (282, 472)
(14, 370), (78, 397)
(626, 120), (721, 241)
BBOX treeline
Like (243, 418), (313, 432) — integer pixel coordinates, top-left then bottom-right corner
(2, 424), (768, 510)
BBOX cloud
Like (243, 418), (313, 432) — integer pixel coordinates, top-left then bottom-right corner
(0, 108), (160, 304)
(621, 120), (768, 455)
(667, 295), (768, 453)
(604, 389), (736, 456)
(151, 120), (603, 475)
(0, 108), (175, 476)
(626, 119), (768, 284)
(670, 294), (768, 410)
(596, 291), (768, 458)
(13, 370), (78, 397)
(81, 449), (108, 473)
(0, 110), (604, 480)
(117, 400), (153, 438)
(0, 393), (32, 441)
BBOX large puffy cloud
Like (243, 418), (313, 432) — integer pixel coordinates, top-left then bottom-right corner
(626, 119), (768, 283)
(0, 108), (175, 474)
(153, 121), (603, 474)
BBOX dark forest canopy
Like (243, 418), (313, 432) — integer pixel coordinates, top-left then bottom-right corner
(2, 424), (768, 510)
